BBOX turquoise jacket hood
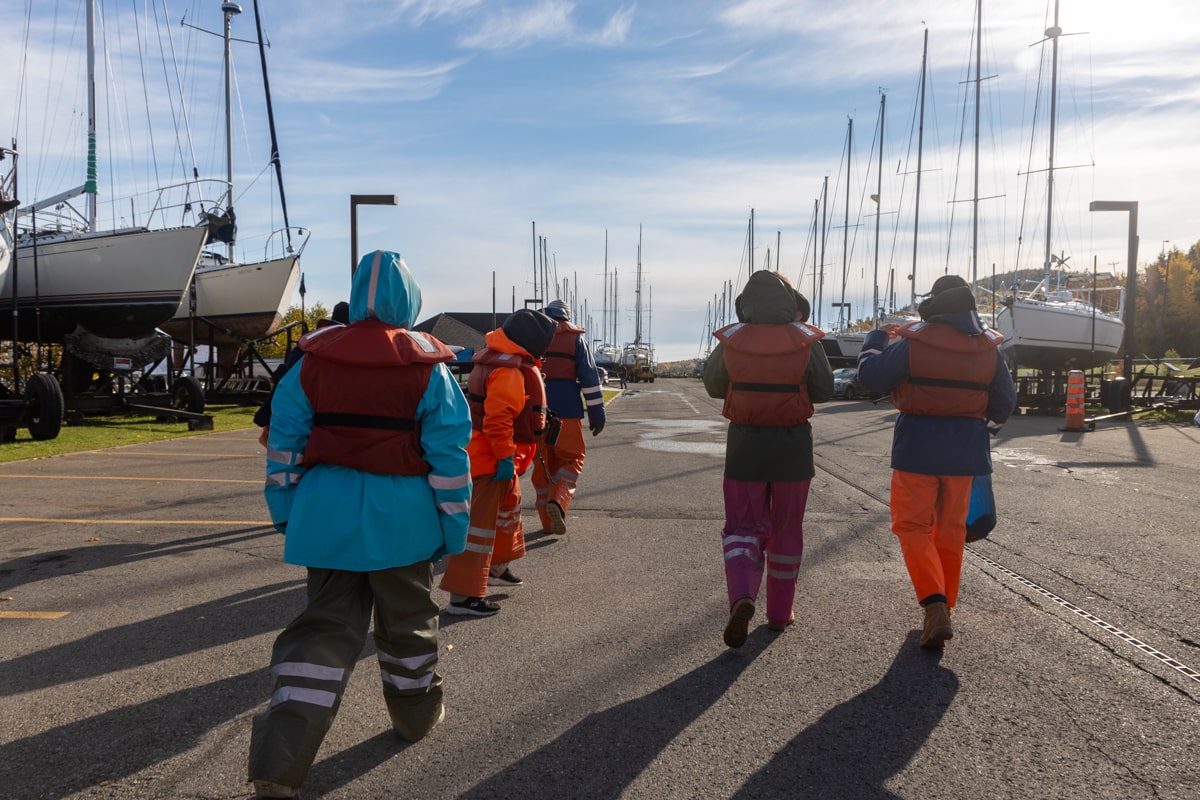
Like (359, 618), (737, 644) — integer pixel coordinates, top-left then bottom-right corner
(350, 250), (421, 328)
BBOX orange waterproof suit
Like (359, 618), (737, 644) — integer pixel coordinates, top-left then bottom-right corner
(440, 328), (546, 598)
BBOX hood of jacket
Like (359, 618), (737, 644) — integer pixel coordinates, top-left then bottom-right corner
(927, 308), (989, 336)
(349, 250), (421, 328)
(735, 271), (797, 325)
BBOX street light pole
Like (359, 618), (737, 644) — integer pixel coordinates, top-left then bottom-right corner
(1160, 240), (1170, 357)
(1088, 200), (1139, 380)
(350, 194), (398, 275)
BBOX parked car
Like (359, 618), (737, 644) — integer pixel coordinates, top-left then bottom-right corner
(832, 367), (864, 400)
(597, 367), (609, 384)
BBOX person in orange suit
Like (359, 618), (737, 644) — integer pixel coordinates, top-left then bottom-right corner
(857, 274), (1016, 649)
(439, 309), (558, 616)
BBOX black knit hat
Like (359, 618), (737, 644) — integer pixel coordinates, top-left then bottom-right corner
(502, 309), (558, 358)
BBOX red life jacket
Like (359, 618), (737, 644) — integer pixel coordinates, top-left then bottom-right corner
(713, 320), (825, 426)
(542, 321), (585, 381)
(466, 348), (548, 443)
(892, 321), (1003, 418)
(298, 322), (455, 475)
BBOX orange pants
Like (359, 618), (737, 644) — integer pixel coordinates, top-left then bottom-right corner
(890, 470), (972, 607)
(439, 474), (525, 598)
(531, 418), (586, 531)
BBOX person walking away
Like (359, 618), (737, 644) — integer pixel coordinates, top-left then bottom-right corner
(703, 272), (834, 648)
(247, 251), (471, 798)
(533, 298), (607, 535)
(856, 274), (1016, 649)
(440, 308), (558, 616)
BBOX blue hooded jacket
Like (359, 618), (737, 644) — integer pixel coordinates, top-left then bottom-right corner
(264, 250), (472, 570)
(857, 309), (1016, 476)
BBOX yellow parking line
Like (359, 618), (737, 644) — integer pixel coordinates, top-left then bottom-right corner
(0, 611), (70, 619)
(0, 474), (259, 484)
(0, 517), (271, 525)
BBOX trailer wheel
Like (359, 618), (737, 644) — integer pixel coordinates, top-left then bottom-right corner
(172, 376), (206, 414)
(25, 373), (64, 441)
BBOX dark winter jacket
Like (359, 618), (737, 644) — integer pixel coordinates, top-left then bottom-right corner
(703, 272), (834, 482)
(856, 309), (1017, 475)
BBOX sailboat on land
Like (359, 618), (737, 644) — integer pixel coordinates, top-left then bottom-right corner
(159, 0), (305, 373)
(5, 0), (206, 353)
(621, 225), (654, 383)
(990, 0), (1124, 371)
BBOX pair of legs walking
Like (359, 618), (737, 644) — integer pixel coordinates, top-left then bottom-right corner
(891, 470), (972, 649)
(440, 474), (526, 616)
(532, 418), (586, 535)
(248, 563), (443, 793)
(720, 479), (811, 647)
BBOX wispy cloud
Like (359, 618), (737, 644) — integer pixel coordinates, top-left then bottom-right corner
(459, 1), (575, 50)
(273, 58), (468, 103)
(458, 1), (635, 50)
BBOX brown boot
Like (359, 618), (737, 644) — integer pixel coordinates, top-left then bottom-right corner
(920, 601), (953, 649)
(723, 598), (755, 648)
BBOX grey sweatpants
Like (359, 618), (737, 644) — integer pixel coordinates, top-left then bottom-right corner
(247, 562), (442, 788)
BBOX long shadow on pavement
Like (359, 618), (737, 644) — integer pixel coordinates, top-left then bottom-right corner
(452, 636), (773, 800)
(731, 632), (959, 800)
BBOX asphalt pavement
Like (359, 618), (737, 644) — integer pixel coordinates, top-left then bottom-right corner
(1, 379), (1197, 799)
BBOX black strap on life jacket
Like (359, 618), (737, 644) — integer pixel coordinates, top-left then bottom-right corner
(312, 412), (415, 431)
(544, 350), (574, 360)
(731, 381), (803, 393)
(905, 376), (990, 392)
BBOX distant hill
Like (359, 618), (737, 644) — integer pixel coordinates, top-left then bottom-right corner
(657, 359), (704, 377)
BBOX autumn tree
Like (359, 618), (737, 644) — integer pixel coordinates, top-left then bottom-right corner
(255, 302), (332, 360)
(1131, 242), (1200, 359)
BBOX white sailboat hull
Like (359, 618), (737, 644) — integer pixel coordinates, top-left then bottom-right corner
(992, 299), (1124, 371)
(161, 253), (300, 346)
(4, 226), (206, 341)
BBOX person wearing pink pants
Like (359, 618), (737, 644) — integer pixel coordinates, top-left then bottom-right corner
(703, 272), (834, 648)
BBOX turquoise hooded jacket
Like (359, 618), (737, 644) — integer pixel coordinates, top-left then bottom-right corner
(264, 250), (472, 570)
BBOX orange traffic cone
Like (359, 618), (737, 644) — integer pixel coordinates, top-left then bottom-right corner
(1063, 369), (1086, 431)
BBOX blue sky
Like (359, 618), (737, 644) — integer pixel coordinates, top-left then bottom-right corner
(6, 1), (1199, 361)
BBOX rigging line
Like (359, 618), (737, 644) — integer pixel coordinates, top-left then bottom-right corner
(131, 0), (164, 193)
(157, 0), (204, 210)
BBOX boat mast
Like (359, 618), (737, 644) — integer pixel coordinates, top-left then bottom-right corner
(602, 229), (609, 350)
(251, 0), (293, 252)
(748, 208), (755, 275)
(911, 27), (928, 310)
(819, 176), (828, 327)
(85, 0), (98, 228)
(873, 92), (885, 328)
(1043, 0), (1062, 286)
(840, 117), (851, 329)
(221, 2), (241, 261)
(634, 224), (643, 346)
(971, 0), (982, 286)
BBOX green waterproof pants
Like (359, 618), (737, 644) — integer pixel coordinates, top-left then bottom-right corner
(247, 562), (442, 788)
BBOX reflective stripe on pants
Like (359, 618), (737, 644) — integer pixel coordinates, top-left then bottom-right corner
(439, 474), (525, 598)
(721, 478), (811, 625)
(532, 418), (586, 531)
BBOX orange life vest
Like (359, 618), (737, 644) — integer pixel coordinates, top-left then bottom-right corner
(891, 321), (1003, 418)
(714, 320), (825, 426)
(542, 321), (585, 381)
(467, 349), (548, 443)
(298, 323), (456, 474)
